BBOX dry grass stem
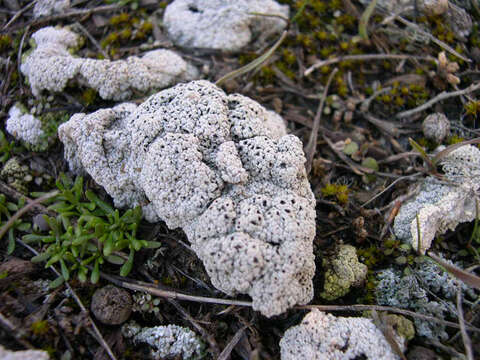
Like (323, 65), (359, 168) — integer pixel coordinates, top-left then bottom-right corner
(305, 67), (338, 174)
(456, 287), (474, 360)
(304, 54), (435, 76)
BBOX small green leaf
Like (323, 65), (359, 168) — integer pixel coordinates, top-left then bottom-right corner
(45, 253), (62, 267)
(22, 234), (46, 243)
(60, 259), (70, 281)
(17, 222), (31, 231)
(145, 241), (162, 249)
(6, 202), (18, 212)
(361, 157), (379, 171)
(78, 267), (88, 283)
(91, 259), (100, 284)
(132, 239), (142, 251)
(31, 252), (52, 263)
(120, 250), (134, 277)
(105, 255), (125, 265)
(49, 275), (65, 289)
(72, 177), (83, 201)
(85, 190), (114, 215)
(7, 228), (15, 255)
(95, 223), (105, 238)
(343, 142), (359, 155)
(358, 0), (378, 41)
(103, 235), (114, 257)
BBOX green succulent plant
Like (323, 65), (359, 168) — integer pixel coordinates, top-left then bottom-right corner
(24, 175), (161, 287)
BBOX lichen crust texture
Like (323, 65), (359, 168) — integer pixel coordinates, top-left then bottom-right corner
(58, 80), (316, 317)
(279, 309), (402, 360)
(393, 144), (480, 254)
(20, 26), (198, 100)
(163, 0), (289, 52)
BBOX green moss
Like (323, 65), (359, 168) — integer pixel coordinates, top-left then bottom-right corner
(31, 320), (50, 336)
(101, 32), (119, 48)
(357, 245), (385, 268)
(465, 100), (480, 117)
(0, 34), (12, 53)
(282, 49), (296, 65)
(387, 314), (415, 341)
(120, 27), (133, 40)
(321, 183), (349, 204)
(447, 135), (465, 145)
(109, 12), (130, 26)
(139, 21), (153, 34)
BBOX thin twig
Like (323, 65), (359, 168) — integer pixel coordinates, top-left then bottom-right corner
(218, 326), (247, 360)
(456, 286), (474, 360)
(361, 112), (404, 137)
(99, 271), (253, 307)
(395, 16), (471, 63)
(73, 22), (109, 59)
(304, 54), (435, 76)
(16, 240), (118, 360)
(359, 86), (391, 112)
(298, 304), (480, 333)
(396, 82), (480, 119)
(0, 190), (59, 240)
(17, 24), (30, 88)
(305, 67), (338, 174)
(0, 311), (34, 349)
(361, 173), (421, 207)
(377, 152), (418, 164)
(215, 30), (287, 86)
(0, 180), (56, 216)
(428, 252), (480, 290)
(2, 0), (37, 30)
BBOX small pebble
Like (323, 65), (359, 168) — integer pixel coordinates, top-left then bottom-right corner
(422, 112), (450, 143)
(33, 214), (50, 232)
(91, 285), (132, 325)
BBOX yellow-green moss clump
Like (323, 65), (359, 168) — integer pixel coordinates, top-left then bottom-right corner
(320, 244), (368, 301)
(386, 314), (415, 341)
(321, 183), (349, 204)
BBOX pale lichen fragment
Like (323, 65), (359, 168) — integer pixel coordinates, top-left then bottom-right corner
(122, 321), (204, 360)
(280, 309), (403, 360)
(163, 0), (289, 52)
(6, 105), (45, 147)
(393, 145), (480, 254)
(21, 27), (198, 100)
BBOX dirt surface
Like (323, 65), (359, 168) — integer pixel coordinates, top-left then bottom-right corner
(0, 0), (479, 359)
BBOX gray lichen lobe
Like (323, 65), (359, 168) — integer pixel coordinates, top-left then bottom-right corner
(6, 104), (45, 147)
(122, 321), (204, 360)
(59, 80), (316, 317)
(280, 309), (403, 360)
(393, 145), (480, 253)
(163, 0), (289, 52)
(21, 27), (198, 100)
